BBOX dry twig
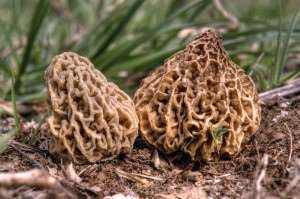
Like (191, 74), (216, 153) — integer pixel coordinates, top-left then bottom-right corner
(213, 0), (240, 30)
(284, 123), (293, 163)
(255, 154), (269, 199)
(254, 138), (261, 159)
(283, 159), (300, 195)
(259, 77), (300, 101)
(8, 143), (46, 171)
(131, 173), (163, 181)
(195, 173), (231, 186)
(0, 101), (33, 117)
(11, 140), (47, 155)
(0, 169), (56, 188)
(115, 168), (150, 186)
(78, 164), (97, 177)
(0, 169), (76, 198)
(249, 53), (265, 77)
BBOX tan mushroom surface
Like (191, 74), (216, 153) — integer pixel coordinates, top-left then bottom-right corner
(45, 52), (138, 164)
(134, 30), (261, 161)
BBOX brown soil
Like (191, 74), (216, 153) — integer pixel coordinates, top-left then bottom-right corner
(0, 96), (300, 199)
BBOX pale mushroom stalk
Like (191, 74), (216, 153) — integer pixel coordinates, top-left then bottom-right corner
(151, 147), (160, 169)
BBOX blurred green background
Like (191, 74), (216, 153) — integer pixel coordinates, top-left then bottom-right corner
(1, 0), (300, 103)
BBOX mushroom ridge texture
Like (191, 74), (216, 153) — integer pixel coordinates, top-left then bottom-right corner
(134, 30), (261, 161)
(45, 52), (139, 164)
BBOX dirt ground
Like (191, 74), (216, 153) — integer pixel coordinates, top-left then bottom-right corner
(0, 95), (300, 199)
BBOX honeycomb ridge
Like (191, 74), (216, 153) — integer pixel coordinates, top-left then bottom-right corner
(134, 30), (261, 161)
(45, 52), (139, 164)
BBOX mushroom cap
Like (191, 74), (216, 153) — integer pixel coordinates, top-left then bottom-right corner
(134, 30), (261, 161)
(45, 52), (139, 164)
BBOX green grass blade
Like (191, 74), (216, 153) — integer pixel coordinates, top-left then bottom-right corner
(1, 24), (20, 66)
(166, 1), (182, 16)
(154, 0), (211, 50)
(279, 3), (300, 83)
(95, 0), (104, 13)
(105, 47), (182, 76)
(282, 69), (300, 82)
(95, 21), (207, 68)
(76, 2), (127, 54)
(10, 66), (20, 137)
(186, 0), (211, 22)
(162, 0), (205, 26)
(0, 129), (15, 154)
(0, 60), (11, 76)
(254, 69), (268, 92)
(91, 0), (144, 59)
(16, 88), (47, 103)
(223, 34), (286, 48)
(222, 27), (277, 39)
(28, 111), (49, 146)
(15, 0), (49, 89)
(92, 41), (134, 68)
(272, 0), (283, 88)
(94, 0), (204, 71)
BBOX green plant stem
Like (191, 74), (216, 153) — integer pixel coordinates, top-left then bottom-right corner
(15, 0), (49, 90)
(28, 111), (49, 146)
(94, 0), (205, 71)
(10, 67), (20, 137)
(0, 129), (16, 154)
(272, 0), (282, 88)
(279, 3), (300, 83)
(91, 0), (145, 59)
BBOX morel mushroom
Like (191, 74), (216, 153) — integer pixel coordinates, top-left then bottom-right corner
(45, 52), (138, 164)
(134, 30), (261, 161)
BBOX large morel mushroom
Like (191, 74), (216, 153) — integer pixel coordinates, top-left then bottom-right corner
(134, 30), (261, 161)
(45, 52), (138, 164)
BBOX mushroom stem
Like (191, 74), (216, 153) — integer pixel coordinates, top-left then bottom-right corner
(151, 148), (160, 169)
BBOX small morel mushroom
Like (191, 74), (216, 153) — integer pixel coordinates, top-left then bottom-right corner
(45, 52), (139, 164)
(134, 30), (261, 162)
